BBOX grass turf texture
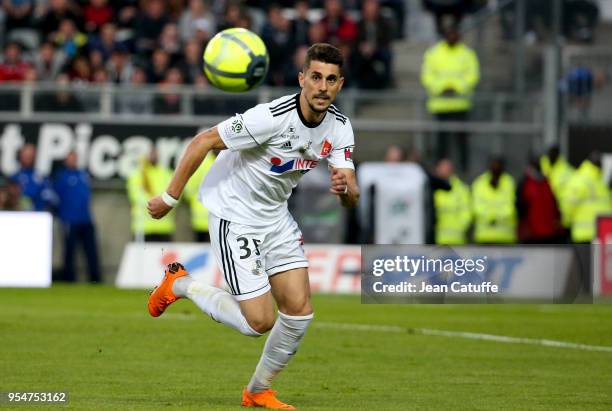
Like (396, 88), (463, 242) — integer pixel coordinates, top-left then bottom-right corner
(1, 286), (612, 410)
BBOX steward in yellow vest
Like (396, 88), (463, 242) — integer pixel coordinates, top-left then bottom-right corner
(433, 159), (471, 245)
(421, 24), (479, 170)
(127, 150), (176, 242)
(184, 152), (216, 242)
(472, 158), (517, 244)
(540, 145), (574, 228)
(421, 27), (480, 115)
(561, 153), (612, 243)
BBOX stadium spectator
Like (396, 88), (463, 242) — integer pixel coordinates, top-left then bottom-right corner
(126, 148), (176, 242)
(433, 158), (471, 245)
(53, 150), (101, 283)
(279, 44), (308, 87)
(92, 67), (109, 83)
(3, 0), (34, 31)
(10, 143), (55, 211)
(0, 41), (33, 82)
(289, 0), (311, 48)
(133, 0), (168, 55)
(320, 0), (358, 49)
(146, 47), (171, 84)
(153, 67), (183, 114)
(34, 41), (66, 81)
(115, 66), (153, 115)
(88, 49), (105, 73)
(352, 0), (395, 89)
(308, 20), (328, 45)
(82, 0), (113, 33)
(381, 0), (406, 39)
(561, 151), (611, 244)
(540, 145), (574, 233)
(516, 157), (564, 244)
(159, 23), (182, 62)
(384, 144), (406, 163)
(106, 43), (134, 84)
(472, 156), (517, 244)
(34, 73), (84, 111)
(115, 0), (138, 30)
(0, 181), (7, 209)
(36, 0), (81, 38)
(178, 0), (216, 43)
(87, 22), (119, 63)
(421, 16), (479, 171)
(217, 1), (248, 32)
(52, 18), (87, 58)
(180, 39), (204, 84)
(1, 180), (32, 210)
(184, 152), (216, 242)
(261, 3), (293, 86)
(66, 55), (92, 83)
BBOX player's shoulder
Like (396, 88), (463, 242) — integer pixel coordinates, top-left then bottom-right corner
(327, 104), (350, 126)
(264, 93), (299, 118)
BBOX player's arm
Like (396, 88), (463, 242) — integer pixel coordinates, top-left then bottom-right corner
(330, 167), (360, 208)
(148, 127), (226, 219)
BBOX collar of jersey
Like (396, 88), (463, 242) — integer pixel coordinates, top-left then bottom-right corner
(296, 93), (327, 128)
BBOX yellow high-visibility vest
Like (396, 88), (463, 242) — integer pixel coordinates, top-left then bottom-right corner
(434, 175), (472, 245)
(561, 160), (611, 243)
(126, 162), (176, 235)
(540, 155), (574, 227)
(184, 152), (216, 232)
(472, 171), (517, 243)
(421, 41), (480, 113)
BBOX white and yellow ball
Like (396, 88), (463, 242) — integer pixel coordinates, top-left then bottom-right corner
(203, 28), (269, 92)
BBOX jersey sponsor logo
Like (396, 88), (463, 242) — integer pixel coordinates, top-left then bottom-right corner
(270, 157), (318, 174)
(281, 140), (293, 150)
(344, 146), (354, 162)
(230, 118), (243, 134)
(281, 125), (299, 141)
(320, 139), (332, 157)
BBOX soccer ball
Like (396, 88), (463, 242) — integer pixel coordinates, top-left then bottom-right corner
(203, 28), (269, 92)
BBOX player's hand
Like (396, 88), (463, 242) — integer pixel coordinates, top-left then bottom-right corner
(147, 196), (172, 219)
(330, 168), (348, 195)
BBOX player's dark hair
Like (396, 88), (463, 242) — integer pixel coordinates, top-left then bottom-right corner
(304, 43), (344, 74)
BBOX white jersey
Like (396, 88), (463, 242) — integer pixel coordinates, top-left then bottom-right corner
(199, 93), (355, 226)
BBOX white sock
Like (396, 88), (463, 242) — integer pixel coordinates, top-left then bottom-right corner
(174, 277), (261, 337)
(247, 311), (313, 393)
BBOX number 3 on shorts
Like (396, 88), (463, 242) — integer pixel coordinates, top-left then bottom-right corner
(236, 237), (262, 259)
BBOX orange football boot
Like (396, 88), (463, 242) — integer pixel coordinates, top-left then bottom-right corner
(241, 387), (296, 410)
(148, 262), (189, 317)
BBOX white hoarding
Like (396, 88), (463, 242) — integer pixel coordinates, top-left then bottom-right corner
(0, 212), (53, 287)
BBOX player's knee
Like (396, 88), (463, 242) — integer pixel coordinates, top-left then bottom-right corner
(246, 315), (275, 335)
(280, 297), (312, 317)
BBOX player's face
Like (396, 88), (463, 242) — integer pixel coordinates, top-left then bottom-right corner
(299, 60), (344, 114)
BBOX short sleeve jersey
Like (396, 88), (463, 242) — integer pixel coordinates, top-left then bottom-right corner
(199, 93), (355, 226)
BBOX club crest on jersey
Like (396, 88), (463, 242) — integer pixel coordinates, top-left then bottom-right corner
(320, 139), (332, 157)
(270, 157), (318, 174)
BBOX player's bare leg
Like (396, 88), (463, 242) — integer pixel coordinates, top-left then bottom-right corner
(242, 268), (313, 409)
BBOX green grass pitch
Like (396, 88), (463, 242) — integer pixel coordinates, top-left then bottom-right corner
(2, 285), (612, 410)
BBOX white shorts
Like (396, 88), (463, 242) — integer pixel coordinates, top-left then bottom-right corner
(209, 212), (309, 301)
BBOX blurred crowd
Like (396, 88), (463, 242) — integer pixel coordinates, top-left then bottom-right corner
(376, 144), (611, 248)
(0, 0), (402, 94)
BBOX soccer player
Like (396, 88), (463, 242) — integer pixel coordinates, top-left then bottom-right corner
(147, 43), (359, 410)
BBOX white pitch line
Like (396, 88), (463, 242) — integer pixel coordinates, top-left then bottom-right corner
(314, 322), (612, 353)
